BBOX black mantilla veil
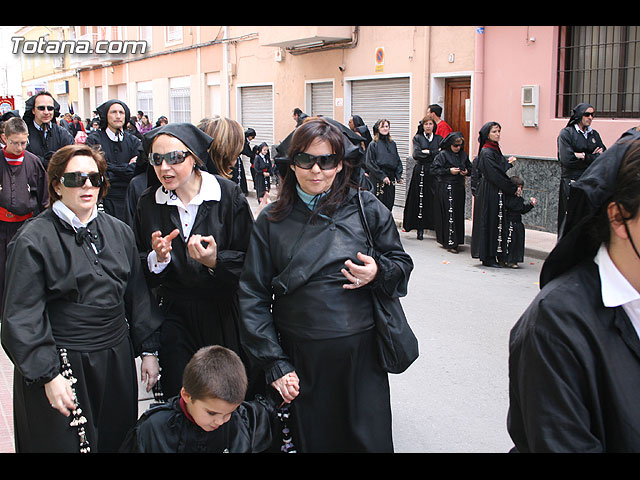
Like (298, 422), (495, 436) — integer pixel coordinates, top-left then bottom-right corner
(566, 102), (594, 128)
(23, 93), (63, 124)
(142, 122), (217, 189)
(540, 127), (640, 288)
(95, 99), (132, 131)
(477, 121), (501, 150)
(273, 116), (367, 188)
(439, 131), (465, 151)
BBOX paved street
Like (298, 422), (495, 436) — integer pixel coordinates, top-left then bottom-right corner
(0, 200), (551, 453)
(389, 228), (543, 452)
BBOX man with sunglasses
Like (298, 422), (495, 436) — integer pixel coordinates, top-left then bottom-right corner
(86, 99), (143, 222)
(557, 102), (606, 234)
(22, 92), (74, 169)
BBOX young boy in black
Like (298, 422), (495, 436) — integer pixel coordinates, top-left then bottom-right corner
(503, 175), (536, 269)
(120, 345), (288, 453)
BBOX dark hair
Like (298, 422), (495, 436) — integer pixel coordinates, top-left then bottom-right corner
(428, 104), (443, 117)
(293, 108), (303, 116)
(47, 144), (110, 206)
(511, 175), (524, 187)
(268, 117), (353, 222)
(589, 138), (640, 246)
(182, 346), (247, 404)
(33, 91), (55, 105)
(478, 121), (501, 149)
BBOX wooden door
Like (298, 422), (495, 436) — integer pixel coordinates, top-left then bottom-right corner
(445, 77), (471, 154)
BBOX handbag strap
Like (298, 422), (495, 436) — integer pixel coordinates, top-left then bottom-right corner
(356, 188), (374, 250)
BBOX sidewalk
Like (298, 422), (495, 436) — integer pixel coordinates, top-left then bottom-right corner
(390, 205), (557, 261)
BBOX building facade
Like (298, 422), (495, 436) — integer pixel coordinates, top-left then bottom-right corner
(10, 25), (640, 232)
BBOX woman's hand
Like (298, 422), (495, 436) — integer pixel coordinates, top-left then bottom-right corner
(187, 234), (218, 268)
(342, 252), (378, 289)
(383, 176), (391, 185)
(140, 355), (160, 392)
(450, 167), (461, 175)
(151, 229), (180, 263)
(272, 371), (300, 404)
(45, 374), (76, 417)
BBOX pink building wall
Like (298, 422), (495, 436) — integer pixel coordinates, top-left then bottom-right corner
(480, 26), (640, 159)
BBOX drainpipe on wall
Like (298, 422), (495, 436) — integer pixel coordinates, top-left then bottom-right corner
(223, 26), (230, 117)
(425, 26), (431, 115)
(473, 26), (485, 159)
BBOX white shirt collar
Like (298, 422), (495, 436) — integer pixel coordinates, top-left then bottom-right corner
(574, 122), (593, 138)
(595, 243), (640, 338)
(33, 120), (51, 134)
(52, 199), (98, 231)
(154, 171), (221, 207)
(105, 127), (124, 142)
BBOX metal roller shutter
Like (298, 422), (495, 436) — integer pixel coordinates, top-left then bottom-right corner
(310, 82), (334, 118)
(240, 85), (274, 149)
(351, 77), (411, 206)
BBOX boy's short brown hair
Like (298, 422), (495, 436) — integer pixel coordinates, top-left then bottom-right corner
(2, 117), (28, 137)
(182, 345), (247, 404)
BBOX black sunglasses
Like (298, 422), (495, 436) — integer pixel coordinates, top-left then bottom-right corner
(292, 152), (339, 170)
(584, 111), (595, 117)
(149, 150), (191, 166)
(60, 172), (104, 188)
(36, 105), (55, 111)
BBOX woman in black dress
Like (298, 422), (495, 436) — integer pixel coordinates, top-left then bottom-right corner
(364, 119), (403, 210)
(431, 132), (472, 253)
(471, 122), (518, 267)
(253, 142), (273, 205)
(1, 144), (163, 452)
(133, 123), (254, 398)
(239, 117), (413, 452)
(403, 117), (442, 239)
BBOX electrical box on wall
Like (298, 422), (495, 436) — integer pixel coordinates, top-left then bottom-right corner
(521, 85), (539, 127)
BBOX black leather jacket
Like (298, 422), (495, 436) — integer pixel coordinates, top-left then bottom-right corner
(238, 188), (413, 384)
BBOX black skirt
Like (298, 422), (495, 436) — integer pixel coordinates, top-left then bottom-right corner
(403, 163), (435, 231)
(157, 292), (244, 398)
(504, 220), (526, 264)
(433, 180), (466, 249)
(12, 336), (137, 453)
(280, 329), (393, 453)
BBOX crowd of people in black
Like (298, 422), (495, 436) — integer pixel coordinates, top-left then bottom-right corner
(1, 92), (640, 453)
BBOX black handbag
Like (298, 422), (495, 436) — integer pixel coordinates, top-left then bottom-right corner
(356, 189), (419, 374)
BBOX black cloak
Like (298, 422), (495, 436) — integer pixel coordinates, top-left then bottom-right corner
(133, 122), (255, 398)
(556, 103), (606, 233)
(85, 100), (143, 221)
(430, 132), (471, 249)
(22, 94), (74, 168)
(542, 127), (640, 287)
(402, 123), (442, 232)
(508, 128), (640, 452)
(470, 125), (518, 262)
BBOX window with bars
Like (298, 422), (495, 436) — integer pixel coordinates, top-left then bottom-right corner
(557, 26), (640, 118)
(170, 87), (191, 123)
(137, 90), (153, 124)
